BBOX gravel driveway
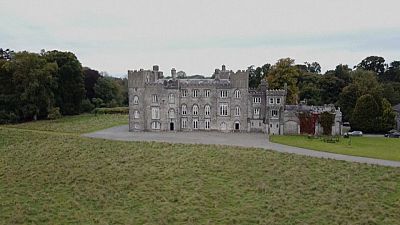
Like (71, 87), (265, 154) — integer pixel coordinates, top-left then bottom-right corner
(83, 125), (400, 167)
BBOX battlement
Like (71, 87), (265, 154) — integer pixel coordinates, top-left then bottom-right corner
(266, 89), (286, 96)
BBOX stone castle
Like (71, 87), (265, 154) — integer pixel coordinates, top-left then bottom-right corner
(128, 65), (342, 135)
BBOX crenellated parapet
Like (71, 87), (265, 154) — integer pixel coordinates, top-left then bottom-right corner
(266, 89), (286, 96)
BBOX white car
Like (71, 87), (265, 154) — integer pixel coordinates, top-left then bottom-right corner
(347, 131), (363, 136)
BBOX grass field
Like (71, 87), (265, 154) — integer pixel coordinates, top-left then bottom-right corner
(1, 115), (400, 224)
(270, 135), (400, 161)
(4, 114), (128, 134)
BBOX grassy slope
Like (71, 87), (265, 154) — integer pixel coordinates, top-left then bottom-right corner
(270, 135), (400, 161)
(1, 115), (400, 224)
(4, 114), (128, 134)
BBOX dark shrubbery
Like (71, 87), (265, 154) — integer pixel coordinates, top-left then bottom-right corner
(92, 107), (129, 115)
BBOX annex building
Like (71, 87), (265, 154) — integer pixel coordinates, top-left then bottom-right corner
(128, 65), (342, 135)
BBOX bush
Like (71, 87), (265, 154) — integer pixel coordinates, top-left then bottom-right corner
(47, 107), (62, 120)
(92, 107), (129, 115)
(0, 111), (18, 124)
(80, 99), (95, 113)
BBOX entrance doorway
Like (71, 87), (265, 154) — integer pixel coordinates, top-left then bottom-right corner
(170, 122), (174, 131)
(235, 122), (240, 131)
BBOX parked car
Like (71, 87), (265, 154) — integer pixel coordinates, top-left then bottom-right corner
(384, 131), (400, 138)
(345, 131), (363, 136)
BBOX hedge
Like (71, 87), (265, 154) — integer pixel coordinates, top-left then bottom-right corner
(92, 107), (129, 115)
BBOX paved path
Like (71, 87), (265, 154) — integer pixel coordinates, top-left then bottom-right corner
(83, 125), (400, 168)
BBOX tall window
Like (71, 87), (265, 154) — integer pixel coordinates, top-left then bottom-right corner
(205, 119), (210, 130)
(133, 96), (139, 104)
(193, 89), (198, 98)
(254, 108), (260, 118)
(181, 104), (187, 115)
(134, 110), (140, 119)
(181, 118), (187, 129)
(269, 98), (274, 104)
(219, 103), (228, 116)
(152, 94), (158, 103)
(168, 109), (175, 118)
(271, 110), (278, 117)
(220, 90), (228, 98)
(276, 98), (281, 104)
(182, 89), (188, 97)
(151, 121), (161, 130)
(253, 97), (261, 103)
(193, 118), (198, 129)
(204, 89), (210, 98)
(234, 90), (241, 98)
(235, 106), (240, 116)
(151, 107), (160, 119)
(169, 93), (175, 103)
(192, 105), (199, 115)
(204, 105), (211, 116)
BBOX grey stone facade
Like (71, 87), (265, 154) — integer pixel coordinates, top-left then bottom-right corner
(128, 65), (342, 135)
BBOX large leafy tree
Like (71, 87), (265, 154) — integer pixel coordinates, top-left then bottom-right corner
(248, 63), (271, 89)
(267, 58), (300, 104)
(297, 72), (321, 105)
(44, 51), (85, 115)
(380, 98), (396, 132)
(356, 56), (386, 76)
(337, 69), (383, 122)
(351, 94), (380, 133)
(94, 76), (123, 107)
(380, 61), (400, 83)
(8, 52), (57, 120)
(83, 67), (101, 100)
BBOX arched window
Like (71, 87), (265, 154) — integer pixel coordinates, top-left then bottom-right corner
(134, 110), (140, 119)
(133, 96), (139, 104)
(169, 109), (175, 118)
(192, 105), (199, 116)
(235, 106), (240, 116)
(181, 104), (187, 115)
(234, 90), (241, 98)
(204, 105), (211, 116)
(169, 93), (175, 103)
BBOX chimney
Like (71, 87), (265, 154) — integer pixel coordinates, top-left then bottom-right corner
(171, 68), (177, 80)
(222, 64), (226, 71)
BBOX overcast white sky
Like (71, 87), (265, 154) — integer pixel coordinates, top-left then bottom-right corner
(1, 0), (399, 77)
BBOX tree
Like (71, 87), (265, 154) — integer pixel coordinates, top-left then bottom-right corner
(297, 72), (321, 105)
(0, 48), (14, 60)
(304, 61), (321, 74)
(380, 98), (396, 132)
(351, 94), (380, 133)
(94, 76), (123, 107)
(356, 56), (386, 76)
(319, 112), (335, 135)
(267, 58), (299, 104)
(381, 61), (400, 82)
(44, 50), (85, 115)
(337, 69), (383, 122)
(319, 74), (345, 104)
(248, 63), (270, 89)
(177, 71), (186, 78)
(83, 67), (101, 100)
(10, 52), (58, 120)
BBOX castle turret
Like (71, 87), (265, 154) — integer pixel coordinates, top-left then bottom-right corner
(171, 68), (177, 80)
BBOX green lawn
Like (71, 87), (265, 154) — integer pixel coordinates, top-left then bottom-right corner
(1, 116), (400, 224)
(4, 114), (128, 134)
(270, 135), (400, 161)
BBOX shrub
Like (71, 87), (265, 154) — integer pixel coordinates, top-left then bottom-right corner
(47, 107), (62, 120)
(0, 111), (18, 124)
(80, 99), (95, 113)
(92, 107), (129, 115)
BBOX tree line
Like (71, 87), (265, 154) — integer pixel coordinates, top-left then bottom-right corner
(0, 48), (127, 124)
(1, 48), (398, 133)
(249, 56), (399, 133)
